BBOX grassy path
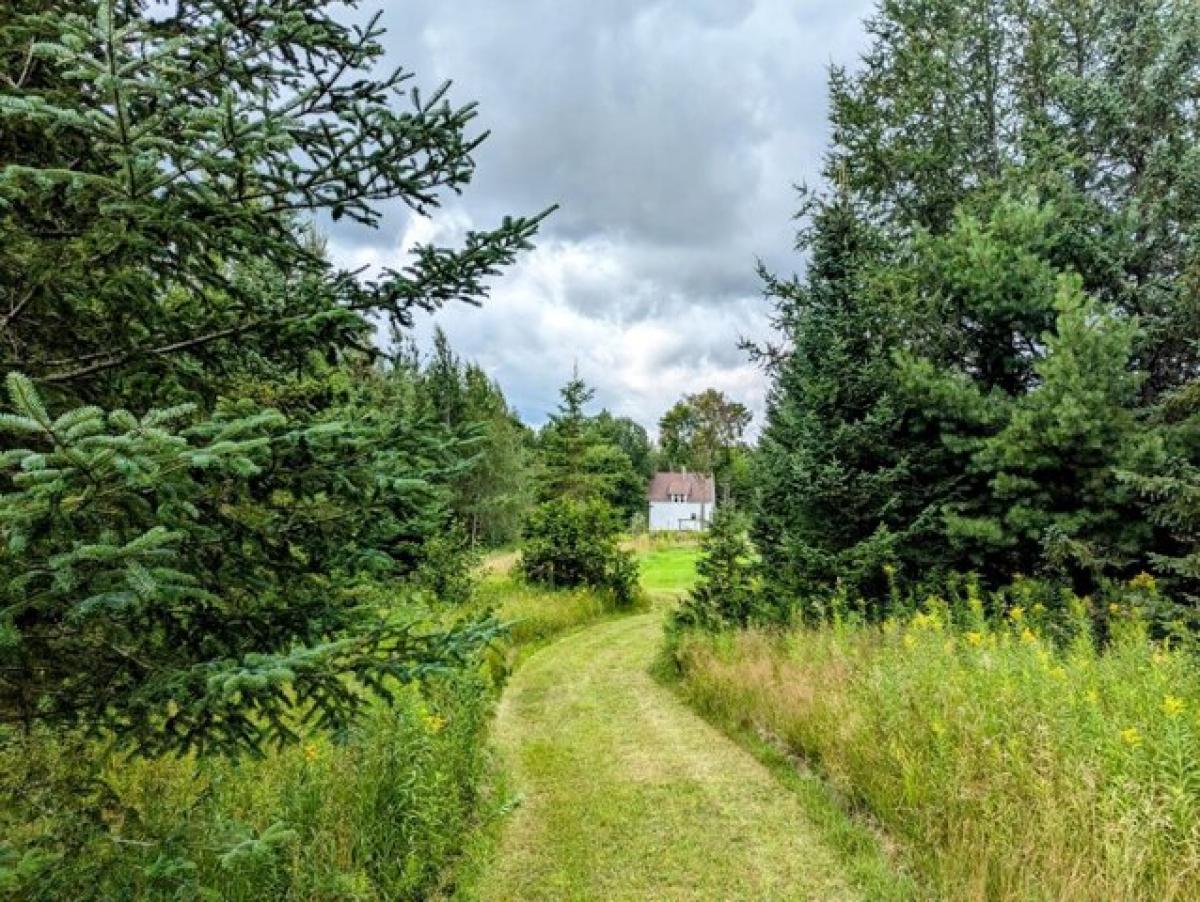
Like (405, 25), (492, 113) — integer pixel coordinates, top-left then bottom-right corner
(473, 547), (892, 901)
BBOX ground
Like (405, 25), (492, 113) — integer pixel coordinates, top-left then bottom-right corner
(467, 544), (907, 901)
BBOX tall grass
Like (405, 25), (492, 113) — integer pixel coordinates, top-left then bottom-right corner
(471, 571), (644, 665)
(674, 583), (1200, 900)
(1, 673), (491, 900)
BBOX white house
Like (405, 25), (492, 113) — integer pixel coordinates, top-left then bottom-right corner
(647, 472), (716, 532)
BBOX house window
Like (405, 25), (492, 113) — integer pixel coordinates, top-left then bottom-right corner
(669, 492), (686, 503)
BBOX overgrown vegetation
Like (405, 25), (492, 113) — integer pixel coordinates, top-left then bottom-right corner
(675, 579), (1200, 899)
(666, 2), (1200, 898)
(2, 673), (491, 900)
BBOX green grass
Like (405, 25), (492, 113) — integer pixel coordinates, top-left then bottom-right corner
(456, 543), (913, 901)
(635, 544), (700, 599)
(464, 613), (910, 901)
(674, 595), (1200, 900)
(0, 561), (637, 901)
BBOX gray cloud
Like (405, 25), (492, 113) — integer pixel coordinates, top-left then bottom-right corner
(327, 0), (874, 432)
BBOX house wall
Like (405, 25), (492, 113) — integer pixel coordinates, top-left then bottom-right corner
(648, 500), (713, 532)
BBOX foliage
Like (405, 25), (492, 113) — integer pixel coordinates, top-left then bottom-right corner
(755, 0), (1200, 611)
(672, 507), (760, 631)
(534, 372), (645, 523)
(0, 0), (548, 396)
(519, 498), (639, 607)
(754, 196), (912, 605)
(0, 373), (495, 755)
(592, 411), (656, 481)
(658, 388), (752, 500)
(1119, 380), (1200, 608)
(0, 0), (546, 757)
(0, 671), (492, 901)
(402, 329), (533, 547)
(676, 584), (1200, 899)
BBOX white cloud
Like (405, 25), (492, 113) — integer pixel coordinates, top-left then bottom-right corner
(324, 0), (875, 437)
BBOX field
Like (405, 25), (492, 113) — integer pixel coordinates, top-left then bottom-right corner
(458, 543), (915, 901)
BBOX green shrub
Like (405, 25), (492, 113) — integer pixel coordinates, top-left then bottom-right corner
(519, 498), (639, 606)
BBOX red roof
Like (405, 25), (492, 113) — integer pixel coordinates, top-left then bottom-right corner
(647, 472), (716, 503)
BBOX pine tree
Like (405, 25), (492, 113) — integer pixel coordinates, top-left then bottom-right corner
(672, 506), (759, 630)
(0, 1), (545, 753)
(754, 196), (916, 606)
(1120, 381), (1200, 606)
(0, 0), (549, 402)
(755, 0), (1200, 608)
(0, 374), (495, 754)
(537, 372), (602, 502)
(945, 281), (1149, 589)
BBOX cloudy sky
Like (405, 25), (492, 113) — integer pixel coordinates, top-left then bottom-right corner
(326, 0), (875, 435)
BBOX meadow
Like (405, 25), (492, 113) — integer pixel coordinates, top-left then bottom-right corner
(673, 583), (1200, 900)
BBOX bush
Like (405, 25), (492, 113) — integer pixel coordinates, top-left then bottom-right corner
(519, 498), (639, 606)
(675, 578), (1200, 899)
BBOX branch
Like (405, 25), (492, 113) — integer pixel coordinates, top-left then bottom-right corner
(0, 287), (34, 333)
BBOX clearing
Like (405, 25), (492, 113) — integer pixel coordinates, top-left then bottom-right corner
(471, 544), (907, 901)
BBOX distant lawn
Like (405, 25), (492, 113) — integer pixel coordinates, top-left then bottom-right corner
(637, 542), (701, 598)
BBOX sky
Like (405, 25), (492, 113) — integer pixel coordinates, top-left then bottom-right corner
(325, 0), (875, 435)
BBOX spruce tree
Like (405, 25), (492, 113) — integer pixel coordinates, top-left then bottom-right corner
(755, 196), (915, 605)
(0, 1), (547, 753)
(0, 373), (494, 754)
(756, 0), (1200, 607)
(0, 0), (548, 402)
(672, 506), (759, 630)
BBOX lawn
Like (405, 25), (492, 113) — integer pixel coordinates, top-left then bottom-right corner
(636, 542), (701, 599)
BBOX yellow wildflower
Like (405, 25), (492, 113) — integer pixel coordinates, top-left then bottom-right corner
(423, 714), (447, 734)
(303, 743), (319, 763)
(1129, 572), (1157, 592)
(1050, 666), (1067, 681)
(1108, 602), (1120, 615)
(1086, 689), (1099, 705)
(1021, 627), (1037, 644)
(1120, 727), (1142, 747)
(1009, 605), (1025, 623)
(965, 631), (984, 647)
(902, 633), (917, 650)
(1162, 695), (1186, 718)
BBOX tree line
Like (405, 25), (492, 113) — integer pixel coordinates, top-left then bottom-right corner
(745, 0), (1200, 630)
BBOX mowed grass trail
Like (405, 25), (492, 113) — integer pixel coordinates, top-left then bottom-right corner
(471, 545), (908, 901)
